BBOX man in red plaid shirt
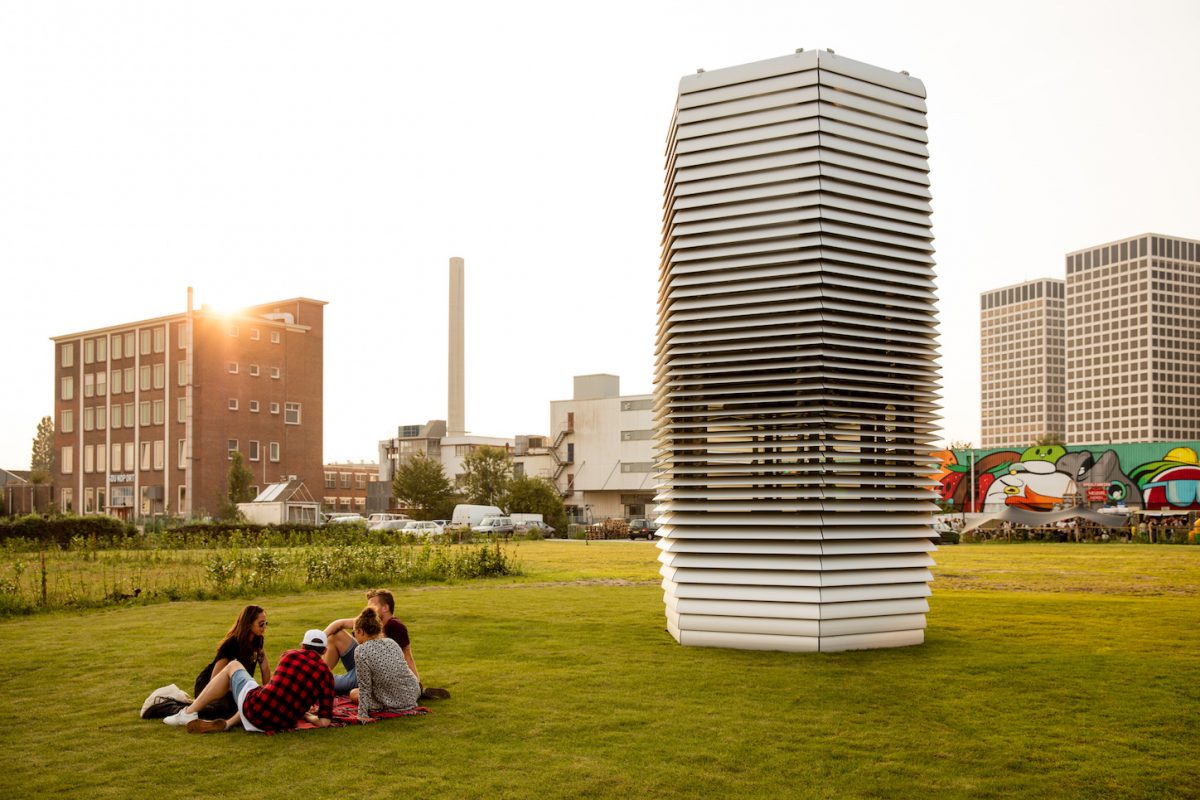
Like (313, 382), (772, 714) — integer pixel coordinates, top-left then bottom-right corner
(166, 629), (335, 733)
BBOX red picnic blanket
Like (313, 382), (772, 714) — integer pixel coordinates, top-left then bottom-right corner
(265, 695), (429, 734)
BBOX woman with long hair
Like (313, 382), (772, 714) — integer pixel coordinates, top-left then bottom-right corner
(349, 606), (420, 722)
(192, 605), (273, 720)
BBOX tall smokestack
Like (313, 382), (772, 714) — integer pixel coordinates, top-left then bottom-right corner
(448, 256), (466, 436)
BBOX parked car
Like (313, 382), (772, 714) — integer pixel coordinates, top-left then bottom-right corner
(370, 518), (414, 532)
(627, 519), (659, 540)
(516, 520), (556, 536)
(472, 515), (514, 534)
(368, 513), (410, 525)
(324, 513), (368, 527)
(401, 521), (445, 537)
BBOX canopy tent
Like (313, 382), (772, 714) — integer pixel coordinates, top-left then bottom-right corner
(961, 505), (1129, 534)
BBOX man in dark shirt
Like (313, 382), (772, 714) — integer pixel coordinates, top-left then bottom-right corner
(166, 630), (335, 733)
(321, 588), (418, 692)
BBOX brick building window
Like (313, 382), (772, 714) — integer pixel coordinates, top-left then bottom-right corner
(269, 442), (280, 462)
(285, 402), (301, 425)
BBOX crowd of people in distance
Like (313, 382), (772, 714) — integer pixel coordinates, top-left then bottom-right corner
(164, 588), (447, 734)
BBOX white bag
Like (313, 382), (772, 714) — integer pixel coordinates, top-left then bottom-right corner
(140, 683), (193, 718)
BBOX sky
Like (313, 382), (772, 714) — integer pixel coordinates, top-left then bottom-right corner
(2, 0), (1198, 467)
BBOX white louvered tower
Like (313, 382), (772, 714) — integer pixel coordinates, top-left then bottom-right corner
(655, 50), (941, 652)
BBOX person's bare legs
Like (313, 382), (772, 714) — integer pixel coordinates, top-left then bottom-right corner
(184, 659), (246, 714)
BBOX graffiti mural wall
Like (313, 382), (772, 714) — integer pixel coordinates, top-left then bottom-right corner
(932, 442), (1200, 513)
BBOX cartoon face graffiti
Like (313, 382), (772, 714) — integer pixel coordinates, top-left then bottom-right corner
(1131, 448), (1200, 511)
(982, 446), (1074, 511)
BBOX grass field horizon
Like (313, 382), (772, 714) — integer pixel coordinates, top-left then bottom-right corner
(1, 542), (1196, 799)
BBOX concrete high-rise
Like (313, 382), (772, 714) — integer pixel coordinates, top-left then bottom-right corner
(1065, 233), (1200, 444)
(979, 279), (1065, 448)
(655, 51), (940, 653)
(979, 233), (1200, 447)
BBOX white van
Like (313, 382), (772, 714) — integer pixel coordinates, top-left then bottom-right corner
(451, 504), (503, 528)
(368, 513), (410, 524)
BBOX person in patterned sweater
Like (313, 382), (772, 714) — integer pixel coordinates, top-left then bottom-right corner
(165, 629), (335, 734)
(348, 606), (421, 723)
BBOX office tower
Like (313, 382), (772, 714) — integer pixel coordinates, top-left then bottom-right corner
(655, 51), (940, 652)
(51, 296), (325, 518)
(979, 279), (1065, 448)
(1065, 234), (1200, 444)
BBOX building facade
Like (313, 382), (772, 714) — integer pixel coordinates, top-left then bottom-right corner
(979, 279), (1065, 448)
(980, 233), (1199, 448)
(656, 51), (940, 652)
(1066, 233), (1199, 444)
(374, 420), (512, 513)
(515, 374), (656, 522)
(322, 462), (378, 515)
(51, 296), (325, 518)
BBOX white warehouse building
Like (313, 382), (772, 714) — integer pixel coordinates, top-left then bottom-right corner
(516, 374), (657, 522)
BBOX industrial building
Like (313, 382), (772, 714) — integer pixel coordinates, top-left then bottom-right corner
(50, 294), (325, 518)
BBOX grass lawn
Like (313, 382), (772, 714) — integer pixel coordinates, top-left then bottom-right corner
(0, 542), (1197, 799)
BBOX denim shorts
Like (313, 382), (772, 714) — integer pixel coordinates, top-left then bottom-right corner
(230, 667), (263, 732)
(334, 639), (358, 694)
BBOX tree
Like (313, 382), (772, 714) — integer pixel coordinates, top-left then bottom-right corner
(393, 452), (458, 520)
(460, 446), (512, 507)
(218, 451), (256, 520)
(30, 416), (54, 483)
(946, 440), (973, 452)
(503, 475), (567, 532)
(1033, 433), (1066, 447)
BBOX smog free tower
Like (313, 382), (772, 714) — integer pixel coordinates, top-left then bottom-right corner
(655, 50), (941, 652)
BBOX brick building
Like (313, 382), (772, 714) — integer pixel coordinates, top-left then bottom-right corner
(51, 296), (325, 518)
(322, 462), (378, 515)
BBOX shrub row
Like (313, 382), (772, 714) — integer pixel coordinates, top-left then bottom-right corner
(0, 515), (545, 552)
(0, 515), (135, 546)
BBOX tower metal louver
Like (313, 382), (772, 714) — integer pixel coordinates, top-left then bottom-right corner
(655, 50), (941, 652)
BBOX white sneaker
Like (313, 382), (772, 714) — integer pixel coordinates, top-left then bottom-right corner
(163, 709), (199, 726)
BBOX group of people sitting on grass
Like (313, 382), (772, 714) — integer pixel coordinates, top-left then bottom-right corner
(164, 588), (448, 734)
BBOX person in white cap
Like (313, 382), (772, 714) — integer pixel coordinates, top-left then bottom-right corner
(165, 629), (335, 734)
